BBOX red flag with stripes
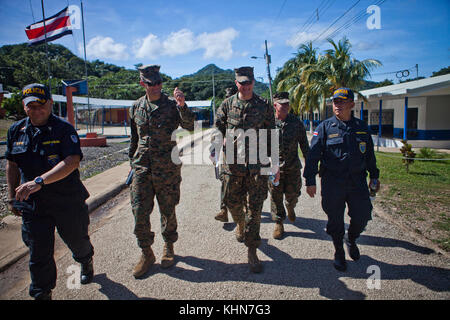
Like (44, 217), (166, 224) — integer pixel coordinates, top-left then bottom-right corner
(25, 7), (72, 46)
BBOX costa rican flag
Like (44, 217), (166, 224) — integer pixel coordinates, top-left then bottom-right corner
(25, 7), (72, 46)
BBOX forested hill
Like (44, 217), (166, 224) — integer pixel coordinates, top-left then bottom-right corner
(0, 43), (268, 102)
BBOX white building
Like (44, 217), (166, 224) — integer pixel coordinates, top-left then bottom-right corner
(316, 74), (450, 148)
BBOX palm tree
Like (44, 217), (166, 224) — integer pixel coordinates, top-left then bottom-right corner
(276, 41), (320, 132)
(276, 37), (382, 132)
(302, 37), (382, 108)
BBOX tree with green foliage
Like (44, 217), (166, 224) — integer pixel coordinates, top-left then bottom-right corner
(275, 37), (381, 132)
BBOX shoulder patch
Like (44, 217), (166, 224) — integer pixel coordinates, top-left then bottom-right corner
(70, 135), (78, 143)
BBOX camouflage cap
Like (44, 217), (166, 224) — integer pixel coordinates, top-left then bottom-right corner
(234, 66), (254, 82)
(273, 92), (290, 104)
(139, 64), (162, 84)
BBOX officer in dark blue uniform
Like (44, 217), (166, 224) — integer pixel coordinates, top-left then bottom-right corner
(5, 83), (95, 300)
(303, 88), (380, 272)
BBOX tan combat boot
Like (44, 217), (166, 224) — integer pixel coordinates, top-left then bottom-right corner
(235, 220), (245, 243)
(287, 207), (296, 223)
(273, 221), (284, 239)
(161, 242), (175, 269)
(214, 208), (228, 222)
(248, 247), (263, 273)
(133, 247), (156, 278)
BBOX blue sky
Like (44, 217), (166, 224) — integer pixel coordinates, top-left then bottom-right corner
(0, 0), (449, 84)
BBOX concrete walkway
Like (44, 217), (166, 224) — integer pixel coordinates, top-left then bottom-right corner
(0, 128), (449, 300)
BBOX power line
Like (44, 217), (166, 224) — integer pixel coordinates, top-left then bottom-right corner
(273, 0), (288, 22)
(311, 0), (361, 43)
(326, 0), (386, 40)
(29, 0), (36, 23)
(303, 0), (335, 33)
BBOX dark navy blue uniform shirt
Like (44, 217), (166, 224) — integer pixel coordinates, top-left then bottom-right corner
(303, 115), (379, 186)
(5, 114), (89, 208)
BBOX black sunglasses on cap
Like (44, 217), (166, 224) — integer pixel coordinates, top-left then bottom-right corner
(237, 80), (253, 86)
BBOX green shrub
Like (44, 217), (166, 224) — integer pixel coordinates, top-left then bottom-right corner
(418, 147), (437, 160)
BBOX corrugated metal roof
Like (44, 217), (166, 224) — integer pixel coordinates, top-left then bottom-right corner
(356, 74), (450, 100)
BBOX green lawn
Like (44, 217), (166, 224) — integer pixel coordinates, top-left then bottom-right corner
(298, 147), (450, 251)
(375, 151), (450, 251)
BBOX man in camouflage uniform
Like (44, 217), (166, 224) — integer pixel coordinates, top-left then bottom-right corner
(214, 67), (277, 273)
(214, 87), (236, 223)
(129, 65), (194, 278)
(269, 92), (309, 239)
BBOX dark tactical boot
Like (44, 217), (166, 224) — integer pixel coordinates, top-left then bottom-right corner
(287, 207), (296, 223)
(161, 242), (175, 269)
(214, 208), (229, 222)
(133, 247), (156, 278)
(248, 247), (263, 273)
(333, 240), (347, 272)
(35, 291), (52, 300)
(273, 221), (284, 240)
(80, 258), (94, 285)
(235, 220), (245, 243)
(345, 234), (360, 261)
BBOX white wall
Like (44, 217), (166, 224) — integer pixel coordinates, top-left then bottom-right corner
(425, 96), (450, 130)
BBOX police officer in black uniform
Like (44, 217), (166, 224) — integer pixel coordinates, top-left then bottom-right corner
(5, 83), (94, 300)
(303, 88), (380, 272)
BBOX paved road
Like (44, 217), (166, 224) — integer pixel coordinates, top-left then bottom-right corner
(1, 132), (449, 300)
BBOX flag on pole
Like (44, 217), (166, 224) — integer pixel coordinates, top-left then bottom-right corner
(25, 7), (72, 46)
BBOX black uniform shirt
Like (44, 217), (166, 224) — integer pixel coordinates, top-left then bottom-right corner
(5, 114), (89, 208)
(303, 115), (379, 186)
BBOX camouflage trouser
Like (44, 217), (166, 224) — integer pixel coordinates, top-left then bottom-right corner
(219, 165), (247, 212)
(268, 170), (302, 222)
(222, 173), (268, 248)
(219, 166), (227, 211)
(130, 167), (181, 249)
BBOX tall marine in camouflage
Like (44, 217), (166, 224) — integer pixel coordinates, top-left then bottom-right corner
(214, 67), (278, 273)
(269, 92), (309, 240)
(129, 65), (194, 278)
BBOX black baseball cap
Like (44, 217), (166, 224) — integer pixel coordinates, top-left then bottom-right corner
(22, 83), (51, 106)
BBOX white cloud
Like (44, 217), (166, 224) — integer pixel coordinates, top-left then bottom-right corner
(133, 28), (239, 60)
(133, 33), (162, 60)
(197, 28), (239, 60)
(83, 36), (129, 60)
(285, 31), (318, 48)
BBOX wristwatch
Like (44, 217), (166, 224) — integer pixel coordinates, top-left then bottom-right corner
(34, 176), (44, 186)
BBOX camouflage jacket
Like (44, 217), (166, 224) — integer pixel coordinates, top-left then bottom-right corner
(129, 93), (195, 172)
(215, 93), (275, 176)
(276, 113), (309, 173)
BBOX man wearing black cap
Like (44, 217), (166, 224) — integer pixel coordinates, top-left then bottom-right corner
(214, 66), (277, 273)
(270, 92), (309, 239)
(303, 87), (380, 272)
(129, 65), (194, 278)
(5, 83), (94, 300)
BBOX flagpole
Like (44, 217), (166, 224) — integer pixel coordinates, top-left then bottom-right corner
(40, 0), (52, 92)
(80, 0), (91, 132)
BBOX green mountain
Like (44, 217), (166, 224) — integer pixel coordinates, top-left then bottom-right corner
(0, 43), (269, 103)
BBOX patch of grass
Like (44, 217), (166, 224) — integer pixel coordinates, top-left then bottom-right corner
(375, 151), (450, 251)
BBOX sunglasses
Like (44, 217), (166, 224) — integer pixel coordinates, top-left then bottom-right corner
(146, 81), (162, 87)
(238, 80), (253, 86)
(333, 98), (351, 104)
